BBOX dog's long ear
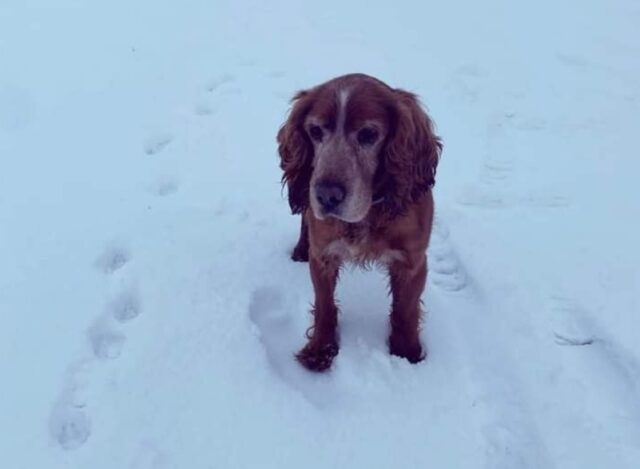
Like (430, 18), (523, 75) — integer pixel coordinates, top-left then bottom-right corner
(381, 89), (442, 215)
(277, 91), (314, 214)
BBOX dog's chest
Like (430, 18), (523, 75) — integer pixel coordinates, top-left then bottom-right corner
(324, 224), (404, 265)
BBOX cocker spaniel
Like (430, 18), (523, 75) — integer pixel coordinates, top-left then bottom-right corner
(277, 73), (442, 371)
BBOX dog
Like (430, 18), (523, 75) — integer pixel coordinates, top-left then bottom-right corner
(277, 73), (442, 371)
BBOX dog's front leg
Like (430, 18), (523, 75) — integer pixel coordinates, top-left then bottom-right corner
(388, 254), (427, 363)
(290, 214), (309, 262)
(296, 254), (339, 371)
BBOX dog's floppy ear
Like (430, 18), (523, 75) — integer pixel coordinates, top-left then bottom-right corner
(277, 91), (314, 214)
(381, 89), (442, 215)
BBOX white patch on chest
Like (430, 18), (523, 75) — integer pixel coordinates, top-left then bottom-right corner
(324, 239), (405, 265)
(325, 239), (360, 260)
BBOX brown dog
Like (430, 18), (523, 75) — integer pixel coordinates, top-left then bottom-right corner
(277, 74), (442, 371)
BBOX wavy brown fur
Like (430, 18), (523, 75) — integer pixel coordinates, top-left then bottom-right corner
(277, 74), (442, 371)
(378, 89), (443, 217)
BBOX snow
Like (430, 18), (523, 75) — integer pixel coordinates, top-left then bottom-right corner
(1, 0), (639, 467)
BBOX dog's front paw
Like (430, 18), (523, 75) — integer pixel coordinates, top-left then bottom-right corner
(296, 341), (338, 372)
(388, 334), (426, 364)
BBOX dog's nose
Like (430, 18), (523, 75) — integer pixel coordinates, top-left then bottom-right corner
(315, 180), (346, 212)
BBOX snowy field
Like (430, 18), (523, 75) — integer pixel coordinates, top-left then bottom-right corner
(1, 0), (639, 467)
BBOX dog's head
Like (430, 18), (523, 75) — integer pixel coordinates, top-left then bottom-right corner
(278, 73), (441, 222)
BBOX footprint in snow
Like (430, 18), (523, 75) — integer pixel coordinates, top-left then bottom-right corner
(89, 279), (141, 361)
(249, 287), (335, 405)
(150, 177), (179, 197)
(479, 158), (515, 185)
(549, 294), (640, 446)
(428, 220), (469, 292)
(95, 244), (130, 275)
(430, 251), (468, 292)
(444, 63), (484, 103)
(143, 134), (173, 155)
(205, 74), (235, 93)
(249, 287), (293, 369)
(108, 285), (141, 323)
(549, 295), (599, 347)
(197, 73), (239, 116)
(49, 401), (91, 450)
(88, 316), (126, 359)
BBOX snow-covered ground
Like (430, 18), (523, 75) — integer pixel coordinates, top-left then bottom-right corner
(1, 0), (639, 467)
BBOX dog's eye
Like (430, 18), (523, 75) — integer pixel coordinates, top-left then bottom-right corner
(308, 125), (323, 142)
(357, 127), (378, 146)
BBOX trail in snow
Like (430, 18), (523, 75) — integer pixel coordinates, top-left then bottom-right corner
(429, 218), (553, 469)
(49, 239), (143, 451)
